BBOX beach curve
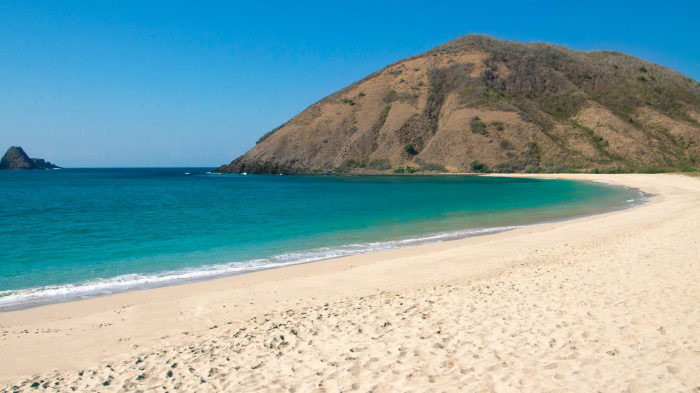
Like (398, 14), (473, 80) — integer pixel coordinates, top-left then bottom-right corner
(0, 173), (698, 391)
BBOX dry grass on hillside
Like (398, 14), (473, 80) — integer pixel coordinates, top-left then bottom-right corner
(219, 35), (700, 175)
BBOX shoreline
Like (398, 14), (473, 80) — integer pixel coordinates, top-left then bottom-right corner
(1, 173), (698, 391)
(0, 177), (643, 313)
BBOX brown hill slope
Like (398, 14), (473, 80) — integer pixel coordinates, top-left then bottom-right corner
(218, 35), (700, 174)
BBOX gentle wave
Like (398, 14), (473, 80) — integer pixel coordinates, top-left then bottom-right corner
(0, 225), (522, 311)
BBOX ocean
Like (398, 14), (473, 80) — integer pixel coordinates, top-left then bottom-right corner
(0, 168), (642, 311)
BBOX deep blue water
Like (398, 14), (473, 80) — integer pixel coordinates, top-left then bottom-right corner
(0, 168), (641, 310)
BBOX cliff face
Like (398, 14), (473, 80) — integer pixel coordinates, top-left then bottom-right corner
(219, 35), (700, 174)
(0, 146), (60, 170)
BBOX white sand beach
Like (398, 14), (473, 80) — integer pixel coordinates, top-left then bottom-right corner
(1, 174), (699, 392)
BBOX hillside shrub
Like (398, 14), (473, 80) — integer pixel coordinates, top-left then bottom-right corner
(527, 142), (541, 160)
(499, 139), (514, 150)
(333, 166), (349, 174)
(375, 105), (391, 131)
(343, 159), (365, 169)
(384, 89), (398, 103)
(470, 116), (488, 135)
(417, 159), (446, 172)
(493, 161), (525, 173)
(367, 158), (391, 170)
(470, 161), (489, 173)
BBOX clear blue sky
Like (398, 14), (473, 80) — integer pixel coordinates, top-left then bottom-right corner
(2, 0), (698, 167)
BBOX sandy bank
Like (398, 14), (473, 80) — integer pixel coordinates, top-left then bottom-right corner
(1, 174), (699, 392)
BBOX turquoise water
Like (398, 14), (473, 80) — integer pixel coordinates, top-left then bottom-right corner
(0, 169), (641, 310)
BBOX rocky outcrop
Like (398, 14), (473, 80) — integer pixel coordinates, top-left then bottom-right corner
(218, 34), (700, 174)
(217, 156), (298, 175)
(31, 158), (60, 170)
(0, 146), (60, 170)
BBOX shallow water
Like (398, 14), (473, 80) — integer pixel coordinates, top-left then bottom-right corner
(0, 169), (641, 310)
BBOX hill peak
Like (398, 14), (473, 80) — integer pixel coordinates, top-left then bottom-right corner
(219, 36), (700, 174)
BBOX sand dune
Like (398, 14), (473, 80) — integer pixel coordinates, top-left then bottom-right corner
(1, 174), (699, 392)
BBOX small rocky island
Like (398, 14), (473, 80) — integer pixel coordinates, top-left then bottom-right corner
(0, 146), (60, 170)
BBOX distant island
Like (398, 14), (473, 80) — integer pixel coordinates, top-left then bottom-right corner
(0, 146), (60, 170)
(219, 34), (700, 175)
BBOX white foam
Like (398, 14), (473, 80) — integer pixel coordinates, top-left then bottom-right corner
(0, 225), (522, 311)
